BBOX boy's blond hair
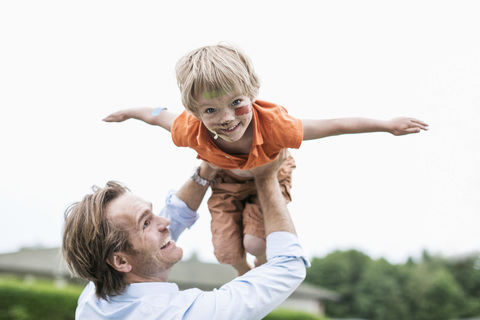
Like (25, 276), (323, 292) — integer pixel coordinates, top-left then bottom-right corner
(175, 43), (261, 116)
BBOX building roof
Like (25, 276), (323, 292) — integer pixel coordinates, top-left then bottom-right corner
(0, 247), (339, 302)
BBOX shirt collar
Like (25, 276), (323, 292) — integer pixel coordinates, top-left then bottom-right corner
(250, 102), (263, 147)
(110, 282), (179, 301)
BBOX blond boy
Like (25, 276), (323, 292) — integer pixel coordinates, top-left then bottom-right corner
(104, 43), (428, 275)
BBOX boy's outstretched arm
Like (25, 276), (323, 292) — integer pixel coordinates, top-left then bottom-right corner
(103, 107), (179, 132)
(301, 117), (429, 141)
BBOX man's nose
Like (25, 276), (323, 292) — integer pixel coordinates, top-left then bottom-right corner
(157, 217), (170, 231)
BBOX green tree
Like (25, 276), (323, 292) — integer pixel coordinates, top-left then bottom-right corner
(306, 250), (370, 317)
(306, 249), (479, 319)
(401, 262), (429, 319)
(354, 259), (409, 320)
(423, 268), (465, 320)
(403, 263), (466, 320)
(445, 254), (480, 317)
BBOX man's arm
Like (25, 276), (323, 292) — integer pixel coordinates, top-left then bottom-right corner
(176, 161), (219, 211)
(301, 117), (429, 140)
(250, 150), (296, 236)
(103, 107), (179, 132)
(185, 152), (307, 319)
(161, 161), (219, 241)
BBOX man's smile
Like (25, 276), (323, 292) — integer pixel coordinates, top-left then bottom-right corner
(160, 236), (172, 250)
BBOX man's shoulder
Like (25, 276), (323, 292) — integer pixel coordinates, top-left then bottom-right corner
(76, 282), (207, 318)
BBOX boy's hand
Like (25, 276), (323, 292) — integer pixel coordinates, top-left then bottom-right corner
(103, 110), (131, 122)
(388, 117), (429, 135)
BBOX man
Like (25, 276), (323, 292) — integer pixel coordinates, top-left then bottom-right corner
(62, 151), (309, 319)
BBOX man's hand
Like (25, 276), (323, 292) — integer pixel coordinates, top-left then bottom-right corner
(251, 149), (296, 236)
(250, 149), (287, 180)
(388, 117), (429, 135)
(199, 161), (221, 181)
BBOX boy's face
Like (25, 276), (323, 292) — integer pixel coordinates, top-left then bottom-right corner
(195, 89), (253, 143)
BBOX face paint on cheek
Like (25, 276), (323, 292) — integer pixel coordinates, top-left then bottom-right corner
(235, 104), (252, 116)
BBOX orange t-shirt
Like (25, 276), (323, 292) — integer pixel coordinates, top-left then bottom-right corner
(171, 100), (303, 170)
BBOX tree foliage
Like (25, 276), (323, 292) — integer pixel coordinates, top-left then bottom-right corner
(354, 259), (409, 320)
(305, 250), (480, 320)
(306, 249), (370, 317)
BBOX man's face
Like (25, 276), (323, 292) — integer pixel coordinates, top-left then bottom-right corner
(195, 89), (253, 142)
(106, 193), (183, 281)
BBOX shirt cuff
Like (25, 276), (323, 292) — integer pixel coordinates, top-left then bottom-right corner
(160, 189), (199, 241)
(266, 231), (311, 267)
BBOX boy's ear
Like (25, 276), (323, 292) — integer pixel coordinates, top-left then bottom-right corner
(107, 252), (132, 273)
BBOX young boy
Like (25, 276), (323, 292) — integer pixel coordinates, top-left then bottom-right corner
(104, 43), (428, 275)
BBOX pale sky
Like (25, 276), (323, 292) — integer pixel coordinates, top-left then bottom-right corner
(1, 0), (479, 265)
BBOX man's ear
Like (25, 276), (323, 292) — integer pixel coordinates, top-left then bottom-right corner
(107, 253), (132, 273)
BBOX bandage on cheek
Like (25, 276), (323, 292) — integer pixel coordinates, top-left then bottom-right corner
(235, 104), (252, 116)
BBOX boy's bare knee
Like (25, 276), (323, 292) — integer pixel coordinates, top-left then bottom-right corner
(243, 234), (266, 257)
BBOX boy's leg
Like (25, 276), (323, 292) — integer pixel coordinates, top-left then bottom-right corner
(243, 228), (267, 266)
(208, 170), (255, 275)
(232, 257), (252, 276)
(244, 234), (267, 267)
